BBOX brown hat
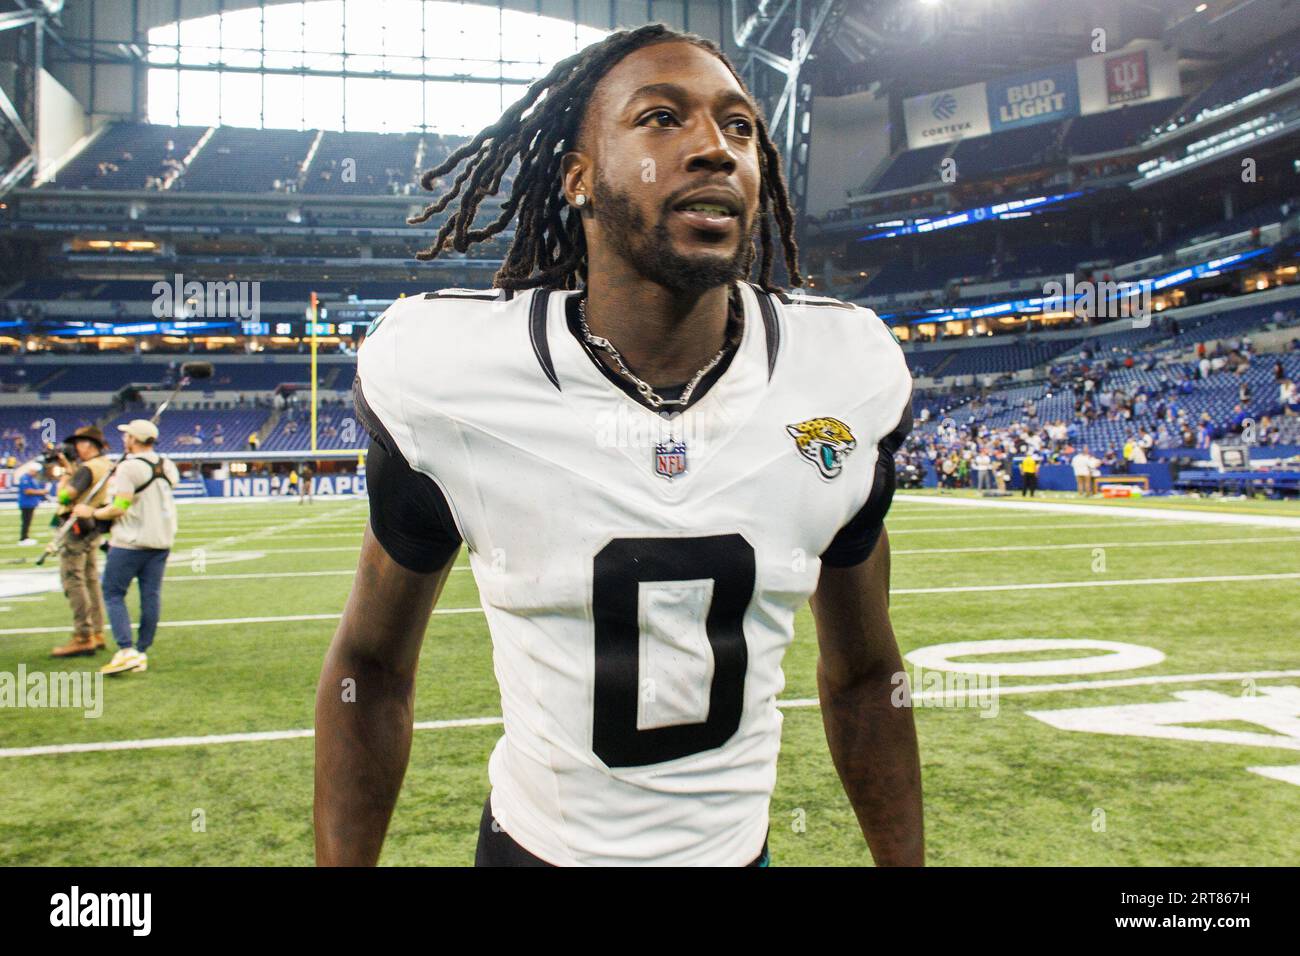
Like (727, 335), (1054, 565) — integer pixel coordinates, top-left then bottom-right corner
(63, 425), (107, 449)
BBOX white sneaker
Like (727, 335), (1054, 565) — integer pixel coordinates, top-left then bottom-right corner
(18, 538), (36, 546)
(100, 649), (148, 675)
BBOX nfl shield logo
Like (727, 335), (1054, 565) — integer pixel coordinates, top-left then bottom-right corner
(654, 440), (688, 480)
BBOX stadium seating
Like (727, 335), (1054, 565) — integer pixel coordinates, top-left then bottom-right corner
(868, 143), (950, 193)
(866, 252), (991, 295)
(1160, 28), (1300, 132)
(914, 346), (1300, 456)
(100, 407), (272, 454)
(44, 123), (207, 191)
(259, 403), (363, 452)
(1062, 100), (1180, 155)
(0, 358), (345, 397)
(3, 278), (436, 305)
(0, 406), (107, 459)
(938, 338), (1085, 377)
(0, 364), (62, 391)
(302, 132), (422, 196)
(174, 128), (317, 193)
(949, 122), (1062, 178)
(35, 123), (480, 196)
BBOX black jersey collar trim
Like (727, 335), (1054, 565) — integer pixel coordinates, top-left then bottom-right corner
(746, 282), (781, 383)
(529, 288), (561, 391)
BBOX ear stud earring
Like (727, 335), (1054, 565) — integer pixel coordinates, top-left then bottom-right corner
(574, 193), (587, 207)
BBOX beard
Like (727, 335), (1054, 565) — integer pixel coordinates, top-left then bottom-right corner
(590, 175), (752, 296)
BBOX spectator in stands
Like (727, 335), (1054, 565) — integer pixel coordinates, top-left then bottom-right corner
(248, 430), (260, 451)
(213, 422), (224, 446)
(1281, 379), (1298, 417)
(1197, 417), (1214, 449)
(17, 461), (54, 544)
(1228, 403), (1251, 434)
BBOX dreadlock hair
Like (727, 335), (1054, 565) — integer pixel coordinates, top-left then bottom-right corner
(406, 22), (802, 293)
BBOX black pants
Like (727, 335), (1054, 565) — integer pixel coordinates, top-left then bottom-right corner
(474, 796), (770, 867)
(19, 508), (34, 540)
(1022, 473), (1038, 496)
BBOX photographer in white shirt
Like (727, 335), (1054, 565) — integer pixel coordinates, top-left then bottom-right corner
(74, 419), (180, 675)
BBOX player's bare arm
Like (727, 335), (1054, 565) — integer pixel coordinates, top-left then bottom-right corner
(314, 527), (457, 866)
(810, 528), (924, 867)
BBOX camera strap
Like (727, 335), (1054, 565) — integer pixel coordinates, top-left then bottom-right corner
(131, 455), (174, 494)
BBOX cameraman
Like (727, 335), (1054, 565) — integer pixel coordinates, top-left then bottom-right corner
(50, 426), (112, 659)
(75, 420), (178, 676)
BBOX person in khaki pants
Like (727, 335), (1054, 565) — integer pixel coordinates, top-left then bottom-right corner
(50, 426), (113, 658)
(77, 419), (180, 676)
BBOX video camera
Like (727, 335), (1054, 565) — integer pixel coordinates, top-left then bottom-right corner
(41, 443), (76, 466)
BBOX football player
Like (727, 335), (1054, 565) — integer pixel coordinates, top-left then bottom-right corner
(315, 23), (922, 867)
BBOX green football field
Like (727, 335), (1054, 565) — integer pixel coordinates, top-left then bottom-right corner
(1, 491), (1297, 866)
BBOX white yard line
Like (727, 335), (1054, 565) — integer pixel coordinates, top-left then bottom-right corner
(2, 570), (1296, 634)
(5, 669), (1298, 759)
(0, 606), (482, 636)
(895, 493), (1300, 529)
(164, 569), (359, 581)
(889, 521), (1165, 535)
(892, 535), (1300, 555)
(892, 572), (1300, 595)
(151, 537), (1300, 578)
(174, 531), (364, 542)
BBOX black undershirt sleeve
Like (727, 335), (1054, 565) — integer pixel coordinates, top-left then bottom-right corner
(820, 396), (914, 569)
(68, 465), (93, 496)
(355, 380), (462, 574)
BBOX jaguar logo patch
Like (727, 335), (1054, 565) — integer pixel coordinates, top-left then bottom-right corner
(787, 417), (856, 480)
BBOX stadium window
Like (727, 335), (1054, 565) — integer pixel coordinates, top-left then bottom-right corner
(148, 69), (179, 126)
(220, 73), (263, 129)
(265, 74), (309, 130)
(303, 75), (345, 131)
(178, 70), (220, 128)
(147, 0), (607, 133)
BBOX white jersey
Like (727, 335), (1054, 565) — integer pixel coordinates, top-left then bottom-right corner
(356, 282), (912, 865)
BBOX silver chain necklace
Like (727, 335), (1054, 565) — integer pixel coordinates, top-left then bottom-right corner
(577, 296), (737, 410)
